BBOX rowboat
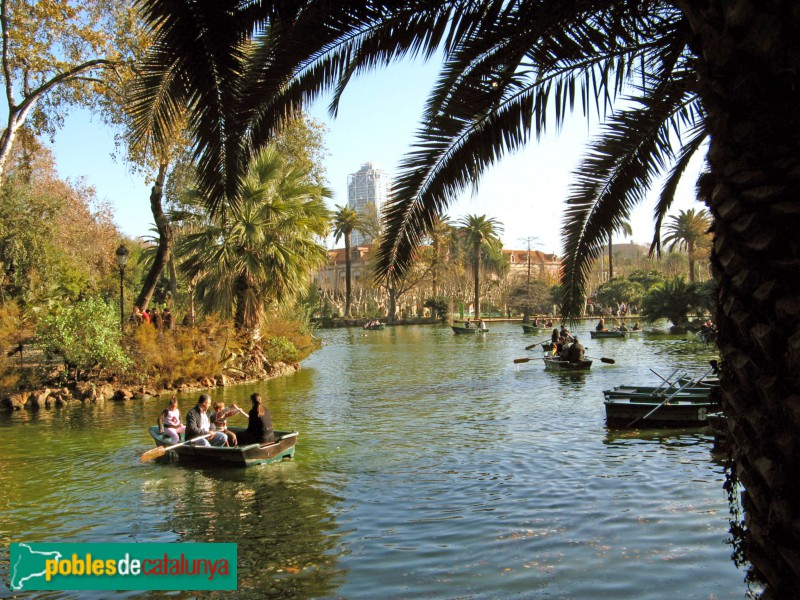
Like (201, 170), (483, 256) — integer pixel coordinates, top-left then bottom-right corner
(590, 330), (625, 339)
(604, 398), (717, 428)
(363, 323), (385, 330)
(452, 325), (487, 334)
(603, 385), (713, 400)
(543, 357), (592, 371)
(521, 324), (547, 333)
(148, 425), (297, 467)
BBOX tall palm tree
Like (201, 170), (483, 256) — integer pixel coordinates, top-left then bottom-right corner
(179, 146), (330, 330)
(457, 214), (503, 319)
(332, 205), (367, 318)
(131, 2), (800, 592)
(662, 208), (711, 283)
(607, 219), (633, 281)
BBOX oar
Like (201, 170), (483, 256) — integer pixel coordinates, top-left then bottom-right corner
(586, 356), (615, 364)
(625, 377), (696, 427)
(140, 434), (212, 462)
(526, 338), (552, 351)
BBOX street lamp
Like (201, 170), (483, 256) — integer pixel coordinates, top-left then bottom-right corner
(115, 244), (129, 331)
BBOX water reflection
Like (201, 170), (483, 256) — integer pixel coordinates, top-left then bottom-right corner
(0, 322), (747, 599)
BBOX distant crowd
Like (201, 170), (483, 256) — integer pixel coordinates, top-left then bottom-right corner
(131, 305), (173, 329)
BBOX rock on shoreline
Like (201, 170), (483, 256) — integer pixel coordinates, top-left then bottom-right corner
(0, 361), (299, 412)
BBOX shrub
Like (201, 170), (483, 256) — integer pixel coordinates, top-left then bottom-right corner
(36, 297), (131, 380)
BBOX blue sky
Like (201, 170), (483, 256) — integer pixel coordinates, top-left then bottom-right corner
(46, 57), (706, 255)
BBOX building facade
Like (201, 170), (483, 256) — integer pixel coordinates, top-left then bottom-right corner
(347, 162), (391, 246)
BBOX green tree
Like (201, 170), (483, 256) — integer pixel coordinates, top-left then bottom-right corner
(640, 277), (702, 328)
(0, 0), (141, 180)
(457, 214), (503, 318)
(131, 2), (800, 590)
(662, 208), (712, 283)
(595, 278), (646, 312)
(332, 205), (367, 317)
(36, 297), (131, 380)
(179, 146), (330, 331)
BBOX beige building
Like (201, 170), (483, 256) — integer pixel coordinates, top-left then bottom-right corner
(315, 246), (561, 292)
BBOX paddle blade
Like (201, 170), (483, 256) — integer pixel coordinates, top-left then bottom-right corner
(140, 446), (167, 462)
(525, 344), (538, 351)
(600, 357), (616, 364)
(513, 358), (532, 364)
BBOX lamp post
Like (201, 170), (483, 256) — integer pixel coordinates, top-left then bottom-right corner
(115, 244), (129, 331)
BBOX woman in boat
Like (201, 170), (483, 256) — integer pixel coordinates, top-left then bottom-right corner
(596, 318), (607, 332)
(632, 322), (641, 331)
(478, 319), (487, 331)
(236, 392), (275, 446)
(157, 396), (185, 444)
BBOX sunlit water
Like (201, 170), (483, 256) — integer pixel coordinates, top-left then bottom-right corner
(0, 323), (750, 599)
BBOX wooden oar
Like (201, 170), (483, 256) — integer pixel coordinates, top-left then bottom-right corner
(586, 356), (616, 364)
(625, 377), (696, 427)
(140, 434), (212, 462)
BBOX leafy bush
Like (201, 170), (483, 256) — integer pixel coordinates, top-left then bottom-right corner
(423, 296), (449, 319)
(36, 297), (131, 379)
(261, 336), (300, 365)
(123, 315), (229, 387)
(641, 277), (702, 326)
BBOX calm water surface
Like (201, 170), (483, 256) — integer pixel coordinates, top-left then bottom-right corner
(0, 323), (750, 599)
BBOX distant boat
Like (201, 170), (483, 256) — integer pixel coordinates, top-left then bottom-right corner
(521, 324), (546, 333)
(452, 325), (477, 334)
(590, 330), (625, 339)
(363, 323), (385, 330)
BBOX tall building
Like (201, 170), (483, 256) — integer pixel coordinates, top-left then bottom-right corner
(347, 162), (391, 246)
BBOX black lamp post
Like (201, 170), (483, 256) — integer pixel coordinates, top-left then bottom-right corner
(115, 244), (129, 331)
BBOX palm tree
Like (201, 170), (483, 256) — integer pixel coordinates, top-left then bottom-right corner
(607, 219), (633, 281)
(131, 2), (800, 592)
(457, 214), (503, 319)
(179, 146), (330, 330)
(332, 205), (367, 318)
(662, 209), (711, 283)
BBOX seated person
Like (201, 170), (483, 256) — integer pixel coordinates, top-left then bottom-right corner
(632, 321), (641, 331)
(596, 318), (607, 332)
(567, 337), (585, 363)
(185, 394), (228, 446)
(157, 396), (185, 444)
(213, 401), (247, 446)
(237, 393), (275, 445)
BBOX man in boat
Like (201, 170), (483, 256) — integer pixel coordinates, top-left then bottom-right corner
(464, 319), (472, 328)
(566, 337), (586, 363)
(185, 394), (228, 446)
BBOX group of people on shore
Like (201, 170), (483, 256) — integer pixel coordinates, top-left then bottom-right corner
(157, 392), (274, 447)
(131, 305), (173, 329)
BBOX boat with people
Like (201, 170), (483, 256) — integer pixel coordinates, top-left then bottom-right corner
(542, 357), (592, 371)
(147, 425), (297, 467)
(363, 322), (385, 330)
(521, 324), (547, 333)
(590, 330), (626, 339)
(452, 321), (488, 334)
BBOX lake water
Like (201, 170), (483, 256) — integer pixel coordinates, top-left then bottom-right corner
(0, 322), (752, 599)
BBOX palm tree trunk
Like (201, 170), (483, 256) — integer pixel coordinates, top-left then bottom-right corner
(233, 273), (249, 330)
(135, 160), (171, 311)
(344, 233), (352, 317)
(608, 236), (614, 280)
(473, 242), (481, 318)
(687, 239), (696, 283)
(681, 1), (800, 593)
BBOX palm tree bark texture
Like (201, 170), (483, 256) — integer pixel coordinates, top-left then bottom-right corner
(680, 1), (800, 594)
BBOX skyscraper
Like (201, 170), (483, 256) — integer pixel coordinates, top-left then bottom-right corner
(347, 162), (391, 246)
